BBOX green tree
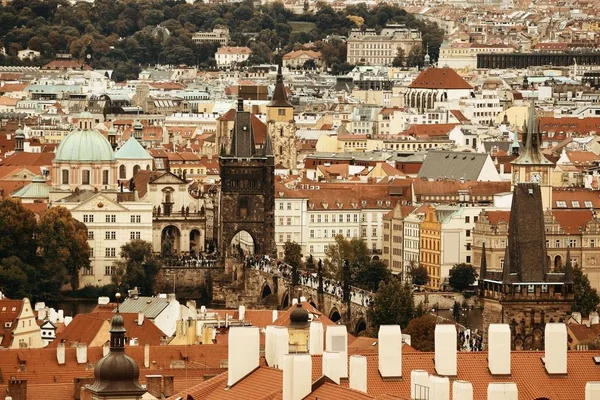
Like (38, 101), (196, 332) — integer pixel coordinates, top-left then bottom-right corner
(392, 47), (405, 67)
(356, 259), (391, 292)
(0, 199), (37, 262)
(324, 235), (369, 283)
(452, 301), (460, 323)
(573, 267), (600, 316)
(37, 206), (90, 291)
(448, 263), (478, 292)
(368, 279), (414, 332)
(0, 256), (35, 299)
(404, 314), (437, 351)
(411, 264), (429, 287)
(284, 241), (303, 286)
(406, 44), (423, 67)
(113, 240), (161, 296)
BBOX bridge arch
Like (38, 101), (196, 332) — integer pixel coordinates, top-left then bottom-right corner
(281, 289), (290, 309)
(329, 307), (341, 323)
(354, 318), (367, 336)
(308, 299), (318, 310)
(261, 282), (272, 299)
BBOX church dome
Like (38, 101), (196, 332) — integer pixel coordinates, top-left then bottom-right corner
(289, 303), (310, 329)
(54, 128), (115, 162)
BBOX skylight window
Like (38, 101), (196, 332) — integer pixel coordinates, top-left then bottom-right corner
(572, 201), (580, 208)
(556, 201), (567, 208)
(585, 201), (593, 208)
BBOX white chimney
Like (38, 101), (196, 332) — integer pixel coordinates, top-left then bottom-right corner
(322, 351), (341, 384)
(102, 342), (110, 357)
(411, 370), (429, 400)
(349, 355), (367, 393)
(49, 308), (58, 323)
(572, 312), (582, 324)
(274, 327), (289, 370)
(137, 311), (144, 326)
(488, 324), (510, 375)
(586, 382), (600, 400)
(326, 325), (348, 378)
(487, 383), (518, 400)
(272, 309), (278, 322)
(239, 305), (246, 321)
(64, 316), (72, 326)
(76, 343), (87, 364)
(452, 380), (473, 400)
(227, 326), (260, 387)
(435, 324), (457, 376)
(144, 343), (150, 368)
(34, 302), (45, 311)
(200, 305), (207, 314)
(57, 342), (65, 365)
(590, 312), (599, 325)
(428, 375), (450, 400)
(378, 325), (402, 378)
(309, 321), (324, 355)
(97, 296), (110, 305)
(544, 323), (567, 374)
(292, 298), (298, 306)
(283, 354), (312, 400)
(300, 296), (307, 303)
(265, 326), (277, 366)
(57, 309), (64, 323)
(37, 308), (47, 321)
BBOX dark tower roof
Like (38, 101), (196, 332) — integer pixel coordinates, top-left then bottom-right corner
(480, 242), (487, 278)
(87, 299), (145, 397)
(227, 98), (257, 158)
(267, 64), (293, 108)
(505, 183), (548, 282)
(511, 98), (552, 166)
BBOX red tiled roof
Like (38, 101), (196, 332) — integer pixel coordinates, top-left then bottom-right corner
(485, 211), (510, 225)
(550, 210), (594, 234)
(538, 116), (600, 135)
(408, 68), (472, 90)
(0, 299), (22, 347)
(41, 59), (92, 71)
(401, 123), (458, 138)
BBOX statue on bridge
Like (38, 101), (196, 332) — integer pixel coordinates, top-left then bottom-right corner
(162, 228), (172, 257)
(342, 259), (351, 303)
(317, 259), (323, 293)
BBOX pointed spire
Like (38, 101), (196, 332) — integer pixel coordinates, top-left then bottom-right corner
(480, 242), (487, 279)
(268, 63), (292, 108)
(565, 246), (573, 283)
(263, 130), (273, 157)
(512, 98), (552, 166)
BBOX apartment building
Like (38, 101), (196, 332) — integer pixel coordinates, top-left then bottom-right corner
(347, 24), (422, 66)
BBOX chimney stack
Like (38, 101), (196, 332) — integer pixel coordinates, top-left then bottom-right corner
(378, 325), (402, 378)
(237, 98), (244, 112)
(326, 325), (348, 378)
(411, 370), (429, 400)
(163, 376), (174, 397)
(283, 354), (312, 400)
(435, 324), (457, 376)
(590, 312), (599, 325)
(272, 309), (278, 322)
(76, 343), (88, 364)
(349, 355), (367, 393)
(102, 342), (110, 357)
(274, 327), (289, 369)
(322, 351), (341, 384)
(428, 375), (450, 400)
(488, 324), (511, 375)
(137, 311), (144, 326)
(57, 342), (66, 365)
(586, 382), (600, 400)
(238, 305), (246, 321)
(544, 323), (567, 374)
(265, 326), (277, 366)
(487, 383), (518, 400)
(144, 343), (150, 368)
(309, 321), (323, 355)
(452, 380), (473, 400)
(227, 326), (259, 387)
(145, 375), (162, 398)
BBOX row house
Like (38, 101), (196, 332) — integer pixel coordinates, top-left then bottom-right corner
(274, 182), (392, 260)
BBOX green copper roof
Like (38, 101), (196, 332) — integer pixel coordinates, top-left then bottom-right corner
(12, 176), (50, 199)
(115, 136), (152, 160)
(55, 129), (115, 162)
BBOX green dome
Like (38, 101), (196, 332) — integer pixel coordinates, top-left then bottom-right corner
(55, 129), (115, 162)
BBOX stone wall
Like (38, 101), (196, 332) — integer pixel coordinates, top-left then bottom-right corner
(415, 292), (478, 310)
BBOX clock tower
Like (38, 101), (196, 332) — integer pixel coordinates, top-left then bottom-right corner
(266, 64), (297, 170)
(511, 98), (553, 209)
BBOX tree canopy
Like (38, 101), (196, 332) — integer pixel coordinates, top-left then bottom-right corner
(0, 0), (444, 78)
(572, 267), (600, 316)
(284, 241), (303, 286)
(404, 314), (437, 351)
(448, 263), (478, 292)
(113, 239), (161, 295)
(411, 264), (429, 287)
(368, 279), (415, 332)
(0, 200), (89, 301)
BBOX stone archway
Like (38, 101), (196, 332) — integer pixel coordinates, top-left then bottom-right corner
(161, 225), (181, 256)
(230, 230), (255, 260)
(354, 319), (367, 336)
(554, 255), (563, 271)
(261, 283), (272, 299)
(329, 307), (341, 323)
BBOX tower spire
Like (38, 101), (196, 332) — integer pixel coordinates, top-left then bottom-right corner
(511, 98), (552, 166)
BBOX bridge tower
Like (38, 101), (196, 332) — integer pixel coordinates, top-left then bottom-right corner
(218, 98), (276, 266)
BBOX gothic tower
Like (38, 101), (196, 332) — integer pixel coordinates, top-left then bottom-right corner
(480, 183), (574, 350)
(266, 64), (297, 170)
(219, 99), (275, 264)
(511, 98), (553, 209)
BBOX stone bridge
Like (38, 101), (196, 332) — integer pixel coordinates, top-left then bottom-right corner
(236, 266), (372, 336)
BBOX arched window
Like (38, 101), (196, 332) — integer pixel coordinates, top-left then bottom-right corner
(133, 165), (140, 176)
(119, 165), (126, 179)
(62, 170), (69, 185)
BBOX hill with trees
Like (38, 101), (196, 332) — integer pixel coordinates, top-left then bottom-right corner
(0, 0), (443, 80)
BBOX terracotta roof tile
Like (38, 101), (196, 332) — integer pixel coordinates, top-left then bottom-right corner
(408, 68), (472, 90)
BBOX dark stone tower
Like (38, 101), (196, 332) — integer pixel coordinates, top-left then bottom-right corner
(480, 183), (574, 350)
(219, 98), (275, 264)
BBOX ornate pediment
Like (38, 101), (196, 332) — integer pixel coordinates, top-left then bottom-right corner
(149, 171), (187, 185)
(71, 193), (127, 212)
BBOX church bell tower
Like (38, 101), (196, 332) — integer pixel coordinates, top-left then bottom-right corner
(266, 64), (297, 171)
